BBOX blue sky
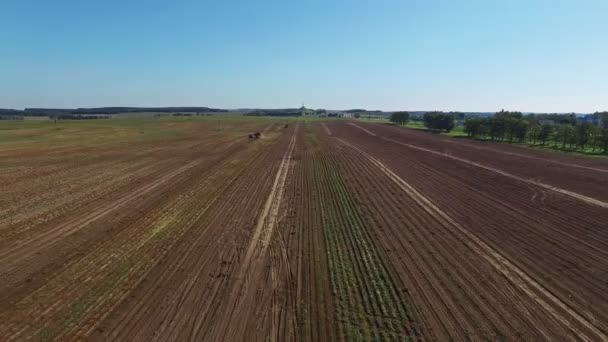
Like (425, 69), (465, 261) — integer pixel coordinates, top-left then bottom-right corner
(1, 0), (607, 112)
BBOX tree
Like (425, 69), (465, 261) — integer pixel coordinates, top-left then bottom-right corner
(390, 111), (410, 125)
(556, 124), (575, 149)
(451, 111), (465, 121)
(353, 113), (361, 119)
(423, 112), (455, 132)
(464, 119), (481, 138)
(464, 118), (483, 138)
(505, 120), (515, 142)
(527, 121), (540, 144)
(595, 111), (608, 129)
(594, 112), (608, 153)
(588, 125), (603, 152)
(601, 128), (608, 154)
(538, 125), (552, 145)
(558, 113), (577, 125)
(575, 123), (592, 150)
(495, 110), (523, 121)
(488, 117), (504, 141)
(507, 119), (528, 143)
(492, 110), (523, 141)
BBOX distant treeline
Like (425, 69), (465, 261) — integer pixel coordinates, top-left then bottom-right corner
(390, 110), (608, 154)
(464, 111), (608, 153)
(346, 109), (383, 114)
(409, 111), (467, 121)
(0, 115), (24, 120)
(0, 113), (110, 120)
(0, 107), (227, 116)
(54, 114), (111, 120)
(245, 108), (387, 117)
(391, 111), (457, 132)
(0, 109), (26, 120)
(244, 109), (302, 117)
(0, 109), (24, 116)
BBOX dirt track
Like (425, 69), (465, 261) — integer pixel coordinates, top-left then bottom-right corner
(1, 119), (607, 341)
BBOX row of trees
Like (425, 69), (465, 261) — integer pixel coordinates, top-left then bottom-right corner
(52, 114), (111, 120)
(245, 109), (302, 117)
(389, 111), (410, 125)
(423, 112), (455, 132)
(464, 111), (528, 143)
(390, 111), (455, 132)
(464, 111), (608, 153)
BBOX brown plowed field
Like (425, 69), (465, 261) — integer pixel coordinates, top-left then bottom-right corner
(1, 118), (606, 341)
(350, 122), (608, 202)
(324, 121), (608, 340)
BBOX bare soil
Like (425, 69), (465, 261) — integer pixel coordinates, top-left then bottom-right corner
(1, 119), (606, 341)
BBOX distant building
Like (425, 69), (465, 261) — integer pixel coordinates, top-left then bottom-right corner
(315, 109), (328, 117)
(300, 106), (315, 116)
(296, 106), (355, 118)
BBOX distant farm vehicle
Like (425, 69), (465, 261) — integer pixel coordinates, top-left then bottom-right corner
(248, 132), (262, 139)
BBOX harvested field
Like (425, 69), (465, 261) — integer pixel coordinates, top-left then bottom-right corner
(1, 117), (607, 341)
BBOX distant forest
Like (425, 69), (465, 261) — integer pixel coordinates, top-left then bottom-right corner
(0, 107), (227, 117)
(244, 109), (303, 117)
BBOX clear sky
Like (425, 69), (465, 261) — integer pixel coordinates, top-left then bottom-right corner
(1, 0), (607, 112)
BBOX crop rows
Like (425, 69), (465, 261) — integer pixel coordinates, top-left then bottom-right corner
(304, 124), (424, 341)
(2, 118), (607, 341)
(0, 121), (283, 340)
(324, 121), (608, 340)
(91, 125), (295, 341)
